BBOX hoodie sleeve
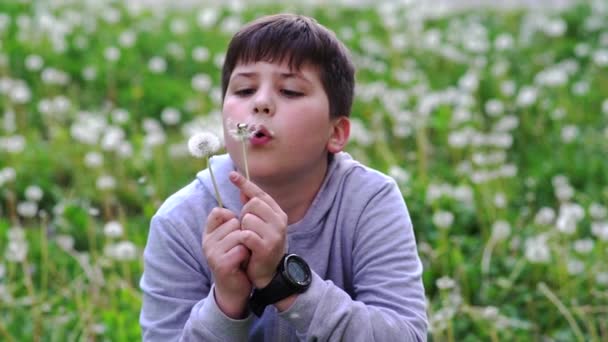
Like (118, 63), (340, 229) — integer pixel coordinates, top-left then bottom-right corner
(139, 214), (254, 341)
(278, 179), (428, 341)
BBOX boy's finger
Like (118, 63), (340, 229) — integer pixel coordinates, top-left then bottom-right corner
(206, 207), (237, 233)
(229, 171), (281, 212)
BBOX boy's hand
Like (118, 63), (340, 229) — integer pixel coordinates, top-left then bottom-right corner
(202, 207), (252, 318)
(229, 171), (288, 289)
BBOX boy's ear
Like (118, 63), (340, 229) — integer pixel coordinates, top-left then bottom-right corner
(327, 117), (350, 153)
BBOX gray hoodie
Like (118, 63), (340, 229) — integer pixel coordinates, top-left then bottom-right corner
(140, 152), (428, 341)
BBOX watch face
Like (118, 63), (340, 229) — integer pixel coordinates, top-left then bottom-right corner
(285, 255), (311, 286)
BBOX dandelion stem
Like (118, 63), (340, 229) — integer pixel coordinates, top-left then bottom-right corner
(207, 157), (223, 208)
(241, 139), (250, 181)
(538, 282), (585, 342)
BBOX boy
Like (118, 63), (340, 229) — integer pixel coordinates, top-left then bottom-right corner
(140, 13), (427, 341)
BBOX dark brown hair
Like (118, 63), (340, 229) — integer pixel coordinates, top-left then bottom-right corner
(221, 14), (355, 119)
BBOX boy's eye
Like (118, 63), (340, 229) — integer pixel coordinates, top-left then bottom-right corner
(234, 88), (255, 96)
(281, 89), (303, 97)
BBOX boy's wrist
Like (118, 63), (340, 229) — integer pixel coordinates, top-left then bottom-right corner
(214, 287), (249, 319)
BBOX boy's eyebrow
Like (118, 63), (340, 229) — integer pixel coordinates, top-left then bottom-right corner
(231, 71), (312, 84)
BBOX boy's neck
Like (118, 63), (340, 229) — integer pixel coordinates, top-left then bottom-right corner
(252, 160), (329, 225)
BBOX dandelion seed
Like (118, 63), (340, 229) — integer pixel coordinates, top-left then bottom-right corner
(188, 132), (224, 207)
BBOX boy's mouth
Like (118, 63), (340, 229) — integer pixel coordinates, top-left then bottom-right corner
(250, 125), (274, 146)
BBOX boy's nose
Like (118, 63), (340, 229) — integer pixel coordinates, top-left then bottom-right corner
(252, 93), (275, 115)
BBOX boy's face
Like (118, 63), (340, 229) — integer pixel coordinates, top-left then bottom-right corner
(222, 60), (347, 182)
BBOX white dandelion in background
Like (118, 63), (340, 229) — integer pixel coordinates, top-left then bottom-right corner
(188, 132), (224, 207)
(432, 210), (454, 230)
(103, 221), (123, 238)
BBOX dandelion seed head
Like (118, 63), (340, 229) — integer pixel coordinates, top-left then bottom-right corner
(573, 239), (594, 254)
(492, 220), (511, 241)
(432, 210), (454, 230)
(103, 221), (123, 238)
(436, 276), (456, 290)
(188, 132), (221, 158)
(17, 201), (38, 218)
(25, 185), (43, 202)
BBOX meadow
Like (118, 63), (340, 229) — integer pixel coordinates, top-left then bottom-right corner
(1, 0), (607, 340)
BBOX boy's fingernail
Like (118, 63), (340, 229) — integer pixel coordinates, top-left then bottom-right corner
(229, 172), (239, 182)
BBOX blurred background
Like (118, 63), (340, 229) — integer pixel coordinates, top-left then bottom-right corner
(1, 0), (607, 340)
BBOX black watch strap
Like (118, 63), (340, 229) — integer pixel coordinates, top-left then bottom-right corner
(249, 254), (311, 317)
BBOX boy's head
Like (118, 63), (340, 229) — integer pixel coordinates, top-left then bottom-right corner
(221, 13), (356, 119)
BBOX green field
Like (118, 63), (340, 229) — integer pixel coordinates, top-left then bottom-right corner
(1, 0), (607, 340)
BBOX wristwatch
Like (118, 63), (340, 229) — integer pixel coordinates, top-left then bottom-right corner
(249, 254), (312, 317)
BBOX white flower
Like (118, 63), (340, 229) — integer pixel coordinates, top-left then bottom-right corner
(566, 258), (584, 275)
(25, 54), (44, 71)
(197, 8), (219, 28)
(82, 66), (97, 81)
(101, 126), (125, 151)
(148, 56), (167, 74)
(591, 221), (608, 241)
(188, 132), (222, 158)
(103, 221), (123, 238)
(491, 220), (511, 241)
(17, 201), (38, 218)
(485, 99), (504, 117)
(433, 210), (454, 230)
(111, 108), (130, 124)
(592, 49), (608, 67)
(105, 241), (138, 261)
(0, 135), (26, 153)
(170, 19), (188, 35)
(55, 234), (74, 251)
(573, 239), (594, 254)
(500, 80), (516, 97)
(104, 46), (121, 62)
(191, 73), (212, 92)
(84, 151), (103, 168)
(161, 107), (181, 125)
(5, 240), (28, 262)
(556, 212), (577, 234)
(525, 235), (551, 264)
(436, 276), (455, 290)
(596, 272), (608, 286)
(494, 33), (514, 50)
(192, 46), (210, 62)
(25, 185), (43, 202)
(589, 202), (607, 220)
(96, 175), (116, 191)
(118, 30), (137, 48)
(534, 207), (556, 226)
(516, 86), (538, 107)
(388, 165), (410, 184)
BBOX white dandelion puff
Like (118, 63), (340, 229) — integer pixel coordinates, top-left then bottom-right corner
(188, 132), (221, 158)
(188, 132), (224, 207)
